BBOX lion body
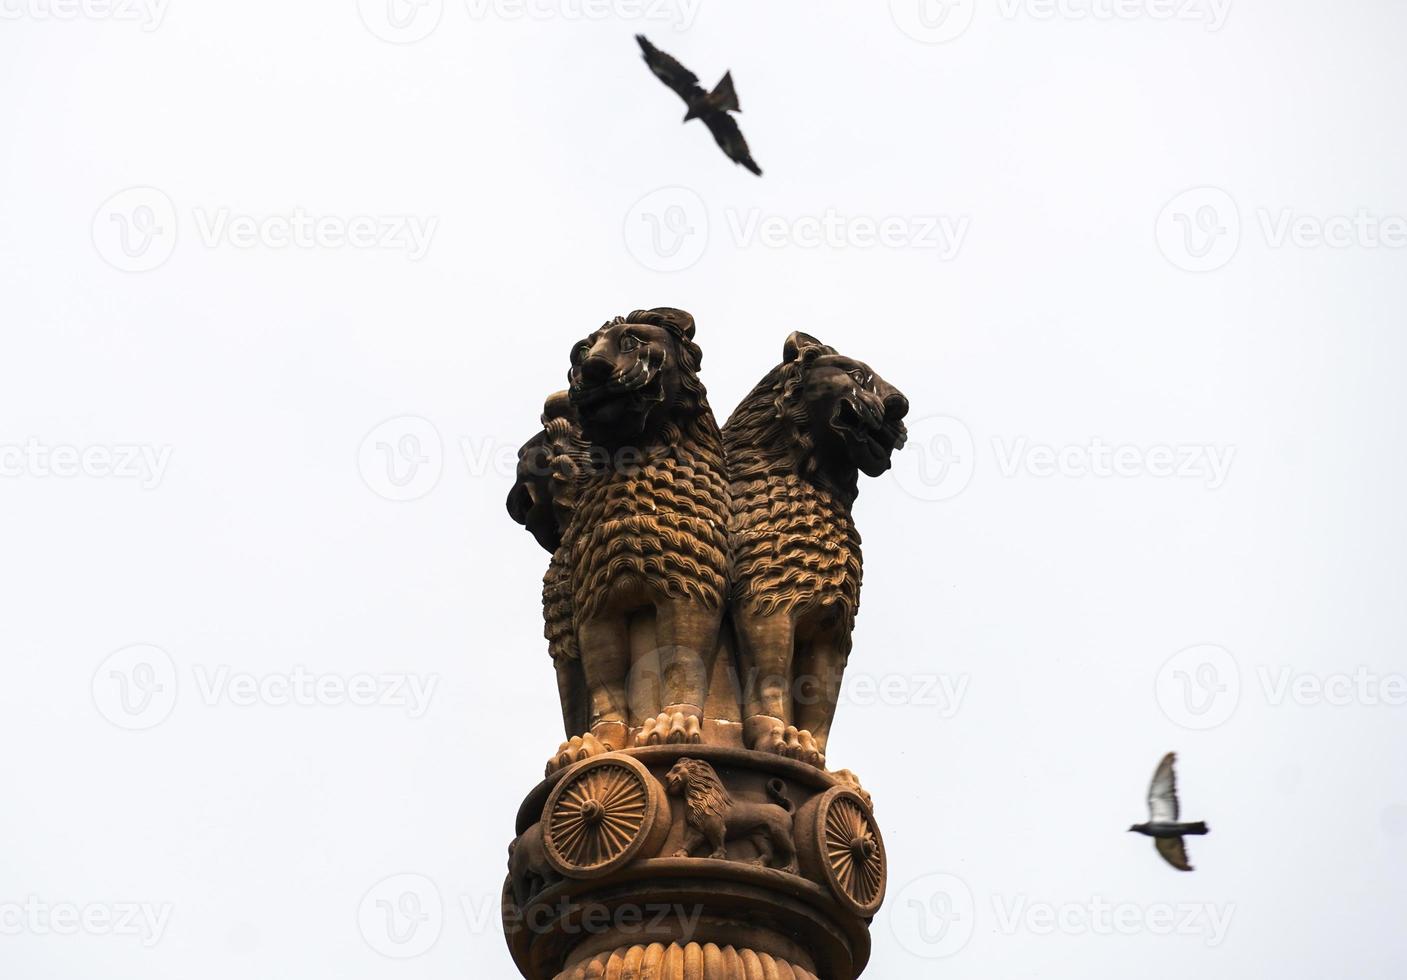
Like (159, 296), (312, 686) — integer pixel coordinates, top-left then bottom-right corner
(665, 759), (796, 872)
(729, 470), (861, 645)
(566, 443), (730, 622)
(721, 336), (908, 765)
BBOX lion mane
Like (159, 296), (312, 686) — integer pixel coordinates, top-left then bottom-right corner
(566, 309), (731, 621)
(723, 347), (863, 637)
(667, 757), (733, 823)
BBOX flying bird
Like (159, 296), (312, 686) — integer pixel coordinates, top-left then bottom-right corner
(1129, 752), (1210, 871)
(635, 34), (762, 176)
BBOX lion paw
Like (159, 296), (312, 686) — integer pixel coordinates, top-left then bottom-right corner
(636, 711), (703, 746)
(545, 733), (609, 776)
(752, 725), (824, 768)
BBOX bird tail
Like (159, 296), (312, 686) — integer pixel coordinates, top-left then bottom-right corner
(711, 71), (740, 112)
(1184, 821), (1209, 835)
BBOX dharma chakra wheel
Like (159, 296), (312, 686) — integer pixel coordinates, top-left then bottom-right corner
(541, 753), (668, 879)
(798, 786), (887, 918)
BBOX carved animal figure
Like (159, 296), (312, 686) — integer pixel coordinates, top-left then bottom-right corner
(665, 758), (797, 872)
(565, 308), (731, 754)
(507, 822), (560, 909)
(506, 392), (596, 768)
(723, 332), (909, 767)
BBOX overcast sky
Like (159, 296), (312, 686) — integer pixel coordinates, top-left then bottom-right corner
(3, 1), (1406, 977)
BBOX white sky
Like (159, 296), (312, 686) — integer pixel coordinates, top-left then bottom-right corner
(2, 0), (1406, 976)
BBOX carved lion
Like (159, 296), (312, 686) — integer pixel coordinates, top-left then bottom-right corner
(563, 309), (731, 753)
(723, 332), (909, 767)
(507, 392), (603, 771)
(506, 822), (560, 909)
(665, 758), (797, 873)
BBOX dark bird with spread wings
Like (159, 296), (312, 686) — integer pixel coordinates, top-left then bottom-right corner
(1129, 752), (1210, 871)
(635, 34), (762, 176)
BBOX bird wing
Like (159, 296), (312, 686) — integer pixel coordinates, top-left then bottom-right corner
(701, 110), (763, 176)
(1147, 751), (1180, 822)
(1154, 836), (1194, 872)
(636, 34), (704, 104)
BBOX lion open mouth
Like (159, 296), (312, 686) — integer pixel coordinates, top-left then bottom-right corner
(831, 398), (895, 475)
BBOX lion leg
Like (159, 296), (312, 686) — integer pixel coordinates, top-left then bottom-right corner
(641, 599), (720, 744)
(773, 828), (797, 874)
(792, 631), (845, 767)
(706, 817), (727, 860)
(576, 614), (630, 750)
(734, 606), (796, 756)
(553, 655), (585, 740)
(749, 828), (774, 867)
(673, 825), (705, 859)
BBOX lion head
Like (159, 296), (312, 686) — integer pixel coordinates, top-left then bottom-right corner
(566, 308), (718, 452)
(506, 390), (591, 553)
(665, 757), (733, 822)
(724, 331), (909, 504)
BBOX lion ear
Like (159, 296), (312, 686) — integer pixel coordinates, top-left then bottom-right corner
(783, 331), (825, 364)
(632, 307), (696, 341)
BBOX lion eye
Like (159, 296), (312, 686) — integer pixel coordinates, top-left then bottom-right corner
(619, 334), (640, 353)
(849, 369), (868, 386)
(573, 344), (591, 363)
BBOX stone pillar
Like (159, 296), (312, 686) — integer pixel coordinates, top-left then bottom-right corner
(503, 747), (885, 980)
